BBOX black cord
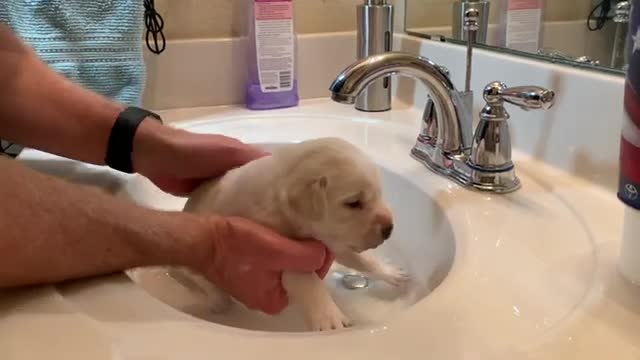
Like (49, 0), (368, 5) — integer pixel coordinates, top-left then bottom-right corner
(588, 0), (613, 31)
(144, 0), (166, 54)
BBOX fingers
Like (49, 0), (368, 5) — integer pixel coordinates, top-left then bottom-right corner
(148, 176), (203, 196)
(263, 238), (330, 273)
(205, 134), (269, 166)
(260, 284), (289, 315)
(227, 273), (288, 315)
(229, 145), (270, 167)
(233, 218), (329, 273)
(144, 134), (272, 195)
(315, 250), (336, 279)
(223, 135), (271, 157)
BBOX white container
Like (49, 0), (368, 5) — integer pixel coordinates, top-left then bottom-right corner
(496, 0), (545, 53)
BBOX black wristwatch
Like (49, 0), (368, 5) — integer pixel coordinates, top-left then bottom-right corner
(105, 106), (163, 174)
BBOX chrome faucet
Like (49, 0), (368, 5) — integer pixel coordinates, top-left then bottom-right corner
(329, 52), (556, 193)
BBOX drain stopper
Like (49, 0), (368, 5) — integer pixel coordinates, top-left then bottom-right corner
(341, 273), (369, 289)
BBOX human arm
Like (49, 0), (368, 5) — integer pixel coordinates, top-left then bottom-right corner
(0, 24), (127, 166)
(0, 24), (265, 195)
(0, 155), (203, 287)
(0, 156), (329, 313)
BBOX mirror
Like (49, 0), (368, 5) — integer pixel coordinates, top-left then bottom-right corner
(404, 0), (629, 75)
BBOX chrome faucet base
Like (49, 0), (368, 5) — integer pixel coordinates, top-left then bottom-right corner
(410, 141), (522, 194)
(467, 164), (521, 193)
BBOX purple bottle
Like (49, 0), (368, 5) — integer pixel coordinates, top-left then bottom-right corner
(245, 0), (299, 110)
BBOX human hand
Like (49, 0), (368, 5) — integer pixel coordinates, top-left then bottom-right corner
(133, 121), (269, 196)
(194, 216), (335, 315)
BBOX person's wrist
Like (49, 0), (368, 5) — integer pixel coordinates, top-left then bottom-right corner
(131, 117), (177, 176)
(177, 213), (225, 273)
(148, 209), (216, 269)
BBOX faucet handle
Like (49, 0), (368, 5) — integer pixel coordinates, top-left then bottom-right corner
(483, 81), (556, 112)
(614, 1), (631, 23)
(468, 81), (555, 192)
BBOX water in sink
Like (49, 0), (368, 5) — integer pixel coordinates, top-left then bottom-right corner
(123, 143), (456, 333)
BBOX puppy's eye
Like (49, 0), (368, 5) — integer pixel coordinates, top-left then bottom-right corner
(344, 200), (363, 210)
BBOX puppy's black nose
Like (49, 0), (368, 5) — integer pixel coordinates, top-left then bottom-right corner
(381, 224), (394, 240)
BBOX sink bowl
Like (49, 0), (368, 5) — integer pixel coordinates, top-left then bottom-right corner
(30, 107), (604, 360)
(124, 142), (457, 332)
(110, 111), (596, 342)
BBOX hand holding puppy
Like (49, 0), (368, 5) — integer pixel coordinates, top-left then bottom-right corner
(132, 124), (270, 196)
(171, 137), (404, 331)
(188, 215), (335, 315)
(132, 127), (334, 314)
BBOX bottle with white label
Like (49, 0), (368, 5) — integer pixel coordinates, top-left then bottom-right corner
(496, 0), (545, 53)
(245, 0), (299, 110)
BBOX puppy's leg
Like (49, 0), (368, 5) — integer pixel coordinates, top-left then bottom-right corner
(282, 271), (352, 331)
(335, 251), (409, 287)
(168, 266), (233, 313)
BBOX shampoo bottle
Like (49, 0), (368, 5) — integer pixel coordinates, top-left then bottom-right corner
(245, 0), (299, 110)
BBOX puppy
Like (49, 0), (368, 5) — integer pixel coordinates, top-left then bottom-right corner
(169, 137), (408, 331)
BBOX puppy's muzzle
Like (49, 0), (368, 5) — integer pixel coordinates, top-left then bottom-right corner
(375, 206), (394, 242)
(365, 223), (393, 250)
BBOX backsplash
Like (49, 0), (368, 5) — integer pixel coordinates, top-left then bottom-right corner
(151, 0), (592, 40)
(153, 0), (402, 39)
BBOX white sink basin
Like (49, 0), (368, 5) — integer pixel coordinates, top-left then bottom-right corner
(99, 110), (596, 347)
(124, 143), (457, 332)
(5, 101), (630, 360)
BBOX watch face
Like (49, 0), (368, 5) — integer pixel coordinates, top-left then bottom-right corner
(0, 140), (23, 158)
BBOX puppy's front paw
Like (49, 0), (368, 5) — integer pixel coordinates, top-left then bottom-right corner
(369, 265), (410, 288)
(306, 302), (352, 331)
(380, 266), (410, 287)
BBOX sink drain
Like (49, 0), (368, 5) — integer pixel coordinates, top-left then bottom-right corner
(340, 273), (369, 289)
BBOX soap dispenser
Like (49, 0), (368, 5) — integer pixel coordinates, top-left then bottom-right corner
(355, 0), (394, 112)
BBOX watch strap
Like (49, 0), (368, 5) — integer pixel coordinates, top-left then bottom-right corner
(105, 106), (162, 173)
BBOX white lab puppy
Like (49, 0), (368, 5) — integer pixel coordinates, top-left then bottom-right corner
(169, 137), (408, 331)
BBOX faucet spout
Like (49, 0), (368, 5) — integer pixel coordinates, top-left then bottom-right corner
(330, 52), (556, 194)
(329, 52), (472, 154)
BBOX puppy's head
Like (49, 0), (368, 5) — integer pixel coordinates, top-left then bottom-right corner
(278, 138), (394, 254)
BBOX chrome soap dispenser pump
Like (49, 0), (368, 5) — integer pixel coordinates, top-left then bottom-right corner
(452, 0), (490, 44)
(355, 0), (394, 112)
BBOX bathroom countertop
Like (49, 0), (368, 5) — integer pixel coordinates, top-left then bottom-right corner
(1, 99), (639, 360)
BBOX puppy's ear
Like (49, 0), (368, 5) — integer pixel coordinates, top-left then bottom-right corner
(285, 175), (329, 221)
